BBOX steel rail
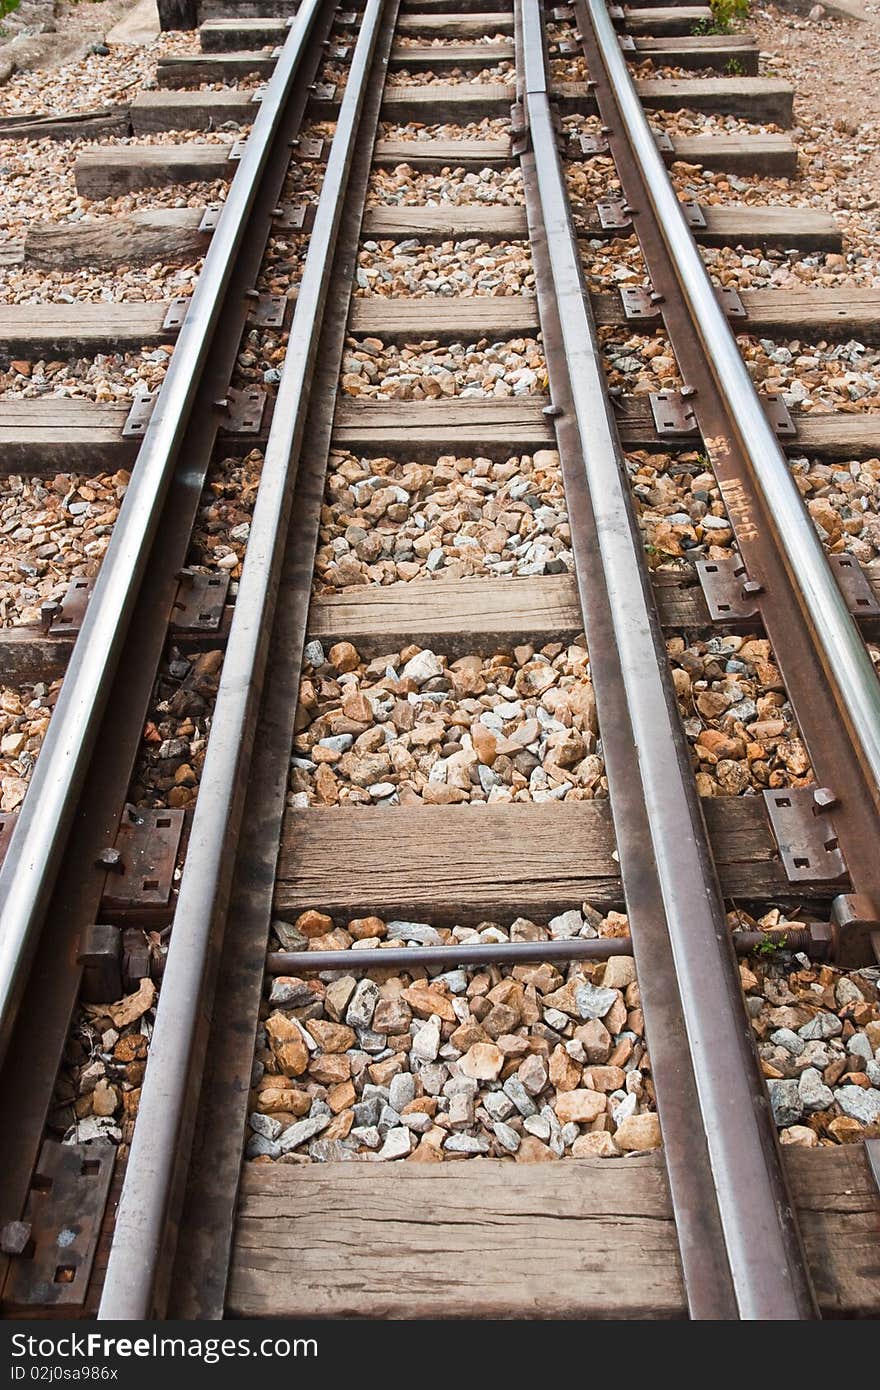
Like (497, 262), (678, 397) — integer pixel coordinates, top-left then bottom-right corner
(165, 0), (401, 1316)
(0, 0), (326, 1071)
(581, 0), (880, 809)
(516, 0), (815, 1319)
(266, 930), (816, 974)
(98, 0), (389, 1321)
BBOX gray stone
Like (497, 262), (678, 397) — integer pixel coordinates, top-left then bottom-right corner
(376, 1126), (413, 1161)
(847, 1032), (874, 1063)
(771, 1027), (805, 1056)
(766, 1079), (803, 1128)
(269, 977), (320, 1007)
(356, 1027), (387, 1054)
(402, 650), (443, 684)
(798, 1067), (833, 1112)
(278, 1113), (331, 1152)
(353, 1096), (381, 1128)
(493, 1121), (521, 1153)
(249, 1112), (282, 1140)
(835, 977), (865, 1008)
(245, 1134), (281, 1159)
(866, 1060), (880, 1087)
(401, 1111), (433, 1133)
(309, 1139), (361, 1163)
(418, 1062), (449, 1095)
(798, 1011), (842, 1041)
(547, 909), (582, 939)
(346, 978), (379, 1030)
(575, 983), (617, 1021)
(378, 1104), (402, 1136)
(448, 1093), (475, 1126)
(388, 1072), (416, 1113)
(303, 639), (325, 666)
(444, 1133), (490, 1154)
(443, 1075), (479, 1099)
(523, 1114), (551, 1140)
(483, 1090), (515, 1121)
(560, 1122), (580, 1148)
(385, 920), (443, 945)
(835, 1085), (880, 1124)
(272, 919), (309, 951)
(411, 1015), (441, 1062)
(544, 1007), (570, 1032)
(351, 1125), (381, 1149)
(503, 1075), (538, 1117)
(433, 969), (468, 994)
(317, 733), (354, 754)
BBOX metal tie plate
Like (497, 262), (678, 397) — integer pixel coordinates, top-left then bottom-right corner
(763, 786), (848, 884)
(717, 285), (746, 318)
(0, 810), (16, 870)
(681, 199), (707, 230)
(578, 132), (610, 155)
(597, 198), (632, 231)
(122, 386), (157, 439)
(335, 11), (357, 24)
(47, 576), (94, 635)
(653, 129), (674, 154)
(162, 296), (190, 332)
(228, 139), (248, 162)
(198, 203), (223, 234)
(695, 555), (761, 622)
(220, 385), (267, 435)
(618, 34), (636, 51)
(649, 389), (698, 436)
(248, 292), (287, 327)
(101, 805), (185, 913)
(830, 552), (880, 617)
(296, 136), (327, 160)
(762, 395), (797, 438)
(619, 285), (661, 321)
(272, 201), (314, 233)
(170, 570), (230, 633)
(311, 82), (337, 103)
(2, 1142), (114, 1307)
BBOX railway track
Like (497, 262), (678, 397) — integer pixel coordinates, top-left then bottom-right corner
(0, 0), (879, 1323)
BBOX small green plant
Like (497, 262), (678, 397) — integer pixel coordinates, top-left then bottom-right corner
(753, 933), (788, 957)
(0, 0), (20, 22)
(725, 56), (744, 76)
(692, 0), (749, 35)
